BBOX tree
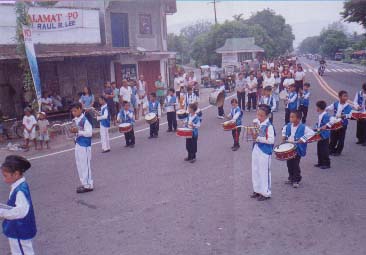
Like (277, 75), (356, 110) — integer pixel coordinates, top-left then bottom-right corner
(167, 33), (190, 64)
(342, 0), (366, 29)
(298, 36), (321, 54)
(319, 29), (349, 58)
(180, 20), (213, 44)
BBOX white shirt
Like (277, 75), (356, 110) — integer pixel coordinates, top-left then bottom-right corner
(253, 118), (275, 144)
(283, 78), (295, 88)
(353, 91), (366, 111)
(326, 102), (349, 118)
(184, 93), (199, 109)
(119, 86), (132, 102)
(138, 80), (146, 97)
(187, 113), (200, 128)
(22, 115), (37, 131)
(260, 96), (277, 112)
(117, 109), (134, 122)
(246, 77), (258, 93)
(74, 113), (93, 138)
(281, 123), (314, 142)
(236, 78), (247, 92)
(97, 104), (109, 121)
(317, 111), (328, 128)
(294, 71), (305, 81)
(263, 76), (275, 88)
(0, 177), (30, 220)
(165, 95), (177, 112)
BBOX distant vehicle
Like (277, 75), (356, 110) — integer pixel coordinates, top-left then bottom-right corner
(334, 52), (344, 61)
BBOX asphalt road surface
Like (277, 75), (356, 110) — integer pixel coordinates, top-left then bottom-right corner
(0, 60), (365, 255)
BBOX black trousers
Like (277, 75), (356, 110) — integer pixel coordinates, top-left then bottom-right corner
(285, 108), (291, 124)
(150, 119), (159, 137)
(167, 112), (177, 131)
(186, 136), (198, 159)
(356, 119), (366, 143)
(194, 89), (199, 97)
(317, 138), (330, 166)
(269, 112), (274, 123)
(176, 91), (180, 100)
(125, 129), (135, 146)
(299, 105), (308, 124)
(329, 126), (347, 154)
(295, 80), (303, 92)
(218, 106), (224, 116)
(237, 92), (246, 111)
(287, 155), (302, 183)
(232, 128), (241, 146)
(247, 92), (257, 110)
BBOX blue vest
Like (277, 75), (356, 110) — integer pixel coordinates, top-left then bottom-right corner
(333, 101), (352, 126)
(285, 123), (307, 157)
(300, 91), (310, 107)
(287, 92), (298, 110)
(119, 110), (135, 125)
(255, 121), (275, 155)
(231, 107), (243, 126)
(100, 105), (110, 128)
(356, 91), (364, 107)
(149, 101), (159, 116)
(166, 95), (177, 106)
(3, 182), (37, 240)
(317, 113), (331, 139)
(75, 116), (92, 147)
(185, 115), (200, 138)
(260, 96), (274, 109)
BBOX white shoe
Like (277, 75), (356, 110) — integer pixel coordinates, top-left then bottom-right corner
(217, 115), (224, 119)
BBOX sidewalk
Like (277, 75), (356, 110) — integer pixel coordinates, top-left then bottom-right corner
(0, 87), (217, 159)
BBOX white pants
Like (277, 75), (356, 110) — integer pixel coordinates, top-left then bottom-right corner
(252, 144), (272, 197)
(75, 144), (93, 189)
(8, 238), (34, 255)
(100, 126), (110, 151)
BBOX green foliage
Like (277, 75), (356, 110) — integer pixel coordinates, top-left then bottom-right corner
(298, 36), (321, 54)
(342, 0), (366, 29)
(319, 29), (349, 58)
(167, 33), (190, 64)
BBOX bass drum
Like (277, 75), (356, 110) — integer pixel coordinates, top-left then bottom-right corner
(209, 90), (225, 107)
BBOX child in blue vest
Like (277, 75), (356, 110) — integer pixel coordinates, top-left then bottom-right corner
(299, 82), (311, 124)
(251, 104), (275, 201)
(165, 88), (178, 132)
(185, 103), (201, 163)
(216, 80), (226, 119)
(96, 96), (111, 153)
(285, 83), (298, 124)
(70, 103), (94, 193)
(325, 90), (353, 156)
(117, 101), (135, 148)
(353, 83), (366, 146)
(282, 110), (314, 188)
(227, 98), (243, 151)
(315, 100), (332, 169)
(0, 155), (36, 254)
(259, 86), (276, 123)
(148, 93), (161, 139)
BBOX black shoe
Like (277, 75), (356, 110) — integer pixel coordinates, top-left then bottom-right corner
(333, 153), (341, 156)
(232, 146), (239, 151)
(284, 180), (293, 185)
(124, 144), (130, 147)
(314, 164), (321, 167)
(154, 134), (159, 138)
(250, 192), (260, 198)
(189, 158), (196, 163)
(257, 195), (271, 201)
(148, 136), (153, 139)
(76, 186), (94, 194)
(320, 165), (330, 169)
(166, 129), (172, 132)
(356, 141), (362, 144)
(184, 157), (191, 161)
(129, 144), (135, 148)
(362, 143), (366, 147)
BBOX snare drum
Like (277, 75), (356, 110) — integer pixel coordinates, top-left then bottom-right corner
(176, 128), (193, 138)
(306, 132), (322, 143)
(209, 90), (225, 107)
(118, 123), (132, 133)
(279, 90), (288, 100)
(222, 121), (236, 131)
(177, 109), (188, 120)
(351, 112), (366, 120)
(145, 113), (157, 124)
(274, 143), (297, 161)
(330, 118), (343, 130)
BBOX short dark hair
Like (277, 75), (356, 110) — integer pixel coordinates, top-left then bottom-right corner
(338, 90), (347, 97)
(150, 92), (156, 97)
(304, 82), (310, 87)
(290, 110), (302, 120)
(264, 86), (272, 92)
(231, 98), (238, 104)
(1, 155), (31, 174)
(362, 82), (366, 91)
(258, 104), (271, 116)
(189, 103), (198, 112)
(99, 96), (107, 102)
(169, 88), (175, 93)
(70, 102), (83, 110)
(187, 87), (193, 92)
(123, 101), (130, 106)
(316, 100), (327, 110)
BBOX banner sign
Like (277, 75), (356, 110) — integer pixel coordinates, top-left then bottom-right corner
(28, 8), (83, 32)
(22, 26), (42, 109)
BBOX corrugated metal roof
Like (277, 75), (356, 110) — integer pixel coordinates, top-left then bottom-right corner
(216, 37), (264, 53)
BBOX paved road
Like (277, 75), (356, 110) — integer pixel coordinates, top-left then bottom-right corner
(1, 61), (365, 255)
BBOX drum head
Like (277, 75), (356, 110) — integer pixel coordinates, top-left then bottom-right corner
(119, 123), (131, 128)
(178, 128), (192, 131)
(145, 113), (156, 120)
(177, 109), (186, 115)
(275, 143), (295, 152)
(216, 92), (225, 107)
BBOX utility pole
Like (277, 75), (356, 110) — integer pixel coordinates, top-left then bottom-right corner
(209, 0), (218, 25)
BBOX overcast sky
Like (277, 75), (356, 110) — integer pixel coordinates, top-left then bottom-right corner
(167, 0), (365, 47)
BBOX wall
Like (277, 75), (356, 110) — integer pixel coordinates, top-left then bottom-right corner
(0, 5), (101, 45)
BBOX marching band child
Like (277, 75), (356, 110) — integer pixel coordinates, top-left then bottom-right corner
(96, 96), (111, 153)
(227, 98), (243, 151)
(22, 107), (37, 151)
(315, 100), (331, 169)
(353, 83), (366, 146)
(251, 104), (275, 201)
(165, 88), (178, 132)
(299, 82), (311, 124)
(148, 92), (161, 139)
(0, 155), (37, 255)
(37, 112), (50, 150)
(325, 90), (352, 156)
(282, 110), (314, 188)
(217, 80), (226, 119)
(284, 83), (298, 124)
(117, 101), (135, 148)
(183, 87), (199, 111)
(185, 103), (201, 163)
(259, 86), (276, 123)
(70, 103), (94, 193)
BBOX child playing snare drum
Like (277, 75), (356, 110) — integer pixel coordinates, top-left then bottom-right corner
(117, 101), (135, 148)
(281, 110), (314, 188)
(227, 98), (243, 151)
(148, 93), (161, 139)
(314, 101), (331, 169)
(184, 103), (201, 163)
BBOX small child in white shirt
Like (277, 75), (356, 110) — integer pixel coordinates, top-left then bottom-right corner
(22, 108), (37, 151)
(37, 112), (50, 149)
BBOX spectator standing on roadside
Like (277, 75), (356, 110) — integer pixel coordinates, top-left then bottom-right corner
(103, 82), (115, 126)
(236, 73), (247, 112)
(155, 75), (166, 114)
(112, 82), (119, 123)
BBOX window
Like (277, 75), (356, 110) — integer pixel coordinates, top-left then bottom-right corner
(139, 14), (152, 35)
(238, 52), (252, 62)
(122, 64), (137, 81)
(111, 13), (129, 47)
